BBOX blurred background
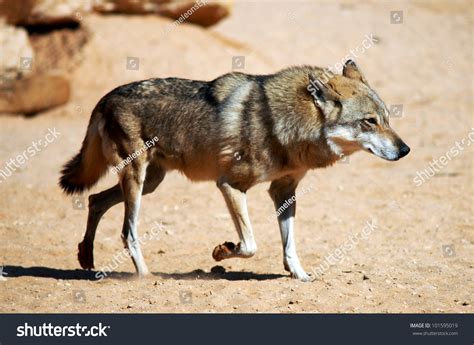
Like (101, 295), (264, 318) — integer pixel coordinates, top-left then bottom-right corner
(0, 0), (472, 313)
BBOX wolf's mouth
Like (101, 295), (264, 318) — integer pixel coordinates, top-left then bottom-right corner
(365, 146), (400, 161)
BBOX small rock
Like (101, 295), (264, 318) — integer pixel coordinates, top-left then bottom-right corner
(211, 265), (226, 274)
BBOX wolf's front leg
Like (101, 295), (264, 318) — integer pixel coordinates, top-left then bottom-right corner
(269, 175), (311, 282)
(213, 179), (257, 261)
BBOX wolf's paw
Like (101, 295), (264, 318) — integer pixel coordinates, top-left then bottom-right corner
(212, 241), (256, 261)
(212, 242), (236, 261)
(291, 270), (312, 282)
(78, 241), (94, 270)
(284, 258), (311, 282)
(137, 267), (150, 278)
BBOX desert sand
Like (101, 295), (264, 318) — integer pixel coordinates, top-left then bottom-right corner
(0, 1), (472, 313)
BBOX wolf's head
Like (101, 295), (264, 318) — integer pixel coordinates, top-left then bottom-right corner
(307, 60), (410, 161)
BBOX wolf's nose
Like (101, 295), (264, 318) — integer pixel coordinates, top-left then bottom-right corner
(399, 144), (410, 158)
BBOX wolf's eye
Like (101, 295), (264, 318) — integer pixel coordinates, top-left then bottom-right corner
(363, 118), (377, 126)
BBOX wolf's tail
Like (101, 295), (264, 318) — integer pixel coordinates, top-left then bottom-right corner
(59, 111), (109, 195)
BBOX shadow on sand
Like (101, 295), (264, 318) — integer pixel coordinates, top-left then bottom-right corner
(2, 265), (286, 282)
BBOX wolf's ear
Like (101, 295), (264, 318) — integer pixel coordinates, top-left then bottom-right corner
(307, 74), (340, 103)
(343, 60), (369, 84)
(307, 74), (341, 117)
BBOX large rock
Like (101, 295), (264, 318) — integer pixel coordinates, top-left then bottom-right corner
(0, 0), (91, 25)
(0, 22), (71, 114)
(157, 0), (231, 27)
(0, 0), (230, 26)
(0, 73), (70, 114)
(28, 25), (89, 74)
(0, 22), (34, 78)
(0, 0), (36, 25)
(94, 0), (232, 27)
(27, 0), (92, 25)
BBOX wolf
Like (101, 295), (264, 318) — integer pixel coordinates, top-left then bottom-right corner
(59, 60), (410, 281)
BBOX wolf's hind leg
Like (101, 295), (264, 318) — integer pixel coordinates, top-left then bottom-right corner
(78, 184), (122, 270)
(78, 163), (165, 271)
(213, 180), (257, 261)
(269, 176), (310, 282)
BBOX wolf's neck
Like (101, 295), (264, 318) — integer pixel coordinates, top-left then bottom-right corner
(287, 138), (341, 169)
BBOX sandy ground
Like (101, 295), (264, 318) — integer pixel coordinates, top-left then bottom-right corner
(0, 1), (473, 313)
